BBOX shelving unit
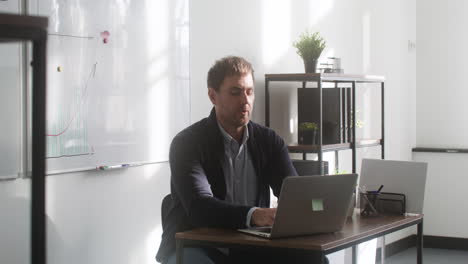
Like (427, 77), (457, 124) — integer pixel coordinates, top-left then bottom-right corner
(0, 13), (48, 264)
(265, 73), (385, 175)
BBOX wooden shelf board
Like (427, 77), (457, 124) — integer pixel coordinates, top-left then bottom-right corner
(265, 73), (385, 83)
(288, 139), (382, 153)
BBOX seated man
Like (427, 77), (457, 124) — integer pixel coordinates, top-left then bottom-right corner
(156, 56), (326, 264)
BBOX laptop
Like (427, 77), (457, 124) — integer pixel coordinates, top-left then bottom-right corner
(238, 174), (358, 239)
(360, 159), (428, 213)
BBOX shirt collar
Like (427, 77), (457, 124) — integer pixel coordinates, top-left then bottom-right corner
(217, 121), (249, 146)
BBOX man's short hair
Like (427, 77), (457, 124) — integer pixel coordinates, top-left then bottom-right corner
(207, 56), (255, 91)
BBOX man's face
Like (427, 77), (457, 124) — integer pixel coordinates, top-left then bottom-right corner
(209, 73), (255, 130)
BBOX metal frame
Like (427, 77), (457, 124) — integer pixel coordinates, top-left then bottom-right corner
(351, 81), (356, 173)
(264, 73), (385, 175)
(381, 82), (385, 159)
(0, 13), (48, 264)
(265, 73), (387, 263)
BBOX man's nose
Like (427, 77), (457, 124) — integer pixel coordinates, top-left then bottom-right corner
(240, 91), (249, 104)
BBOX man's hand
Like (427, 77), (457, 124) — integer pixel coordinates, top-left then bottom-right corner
(251, 208), (276, 227)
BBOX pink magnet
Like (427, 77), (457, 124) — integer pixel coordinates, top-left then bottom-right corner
(100, 30), (110, 44)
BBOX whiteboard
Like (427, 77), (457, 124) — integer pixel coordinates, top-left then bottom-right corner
(30, 0), (190, 173)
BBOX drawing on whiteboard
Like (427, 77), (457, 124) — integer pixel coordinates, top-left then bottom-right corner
(46, 62), (97, 158)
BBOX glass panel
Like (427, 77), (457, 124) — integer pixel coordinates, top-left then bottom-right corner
(0, 39), (32, 264)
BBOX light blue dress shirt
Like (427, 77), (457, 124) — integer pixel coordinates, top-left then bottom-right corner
(217, 122), (258, 227)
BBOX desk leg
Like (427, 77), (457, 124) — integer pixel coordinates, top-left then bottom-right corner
(352, 245), (357, 264)
(417, 221), (423, 264)
(176, 239), (184, 264)
(320, 252), (326, 264)
(381, 236), (386, 264)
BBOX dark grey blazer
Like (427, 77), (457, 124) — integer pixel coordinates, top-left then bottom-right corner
(156, 108), (297, 263)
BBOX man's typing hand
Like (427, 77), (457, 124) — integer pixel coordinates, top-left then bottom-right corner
(251, 208), (276, 227)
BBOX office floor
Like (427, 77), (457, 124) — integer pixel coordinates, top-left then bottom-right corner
(378, 247), (468, 264)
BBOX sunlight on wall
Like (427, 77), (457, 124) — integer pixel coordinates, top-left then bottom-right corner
(358, 238), (378, 264)
(362, 87), (371, 139)
(143, 157), (165, 180)
(308, 0), (334, 26)
(0, 180), (31, 264)
(146, 224), (163, 263)
(324, 151), (335, 174)
(146, 0), (170, 161)
(261, 0), (291, 67)
(289, 118), (295, 134)
(362, 13), (371, 73)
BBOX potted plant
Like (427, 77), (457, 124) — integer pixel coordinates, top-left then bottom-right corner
(298, 122), (318, 145)
(293, 31), (326, 73)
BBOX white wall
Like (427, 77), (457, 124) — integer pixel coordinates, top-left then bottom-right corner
(0, 164), (171, 264)
(414, 152), (468, 238)
(415, 0), (468, 238)
(416, 0), (468, 148)
(45, 164), (170, 264)
(0, 180), (31, 264)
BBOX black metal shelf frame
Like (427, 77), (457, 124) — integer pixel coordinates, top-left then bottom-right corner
(265, 73), (385, 175)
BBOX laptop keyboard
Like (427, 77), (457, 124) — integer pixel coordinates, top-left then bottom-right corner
(256, 227), (272, 233)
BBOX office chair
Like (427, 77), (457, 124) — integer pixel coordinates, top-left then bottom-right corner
(292, 159), (329, 175)
(161, 194), (172, 228)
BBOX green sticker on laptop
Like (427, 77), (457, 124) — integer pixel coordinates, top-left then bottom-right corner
(312, 199), (324, 211)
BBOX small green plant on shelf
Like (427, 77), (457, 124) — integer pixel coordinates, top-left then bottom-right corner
(299, 122), (318, 131)
(334, 169), (349, 175)
(298, 122), (318, 145)
(293, 31), (326, 73)
(353, 109), (365, 129)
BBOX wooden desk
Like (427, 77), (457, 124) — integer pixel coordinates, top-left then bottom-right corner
(176, 214), (423, 264)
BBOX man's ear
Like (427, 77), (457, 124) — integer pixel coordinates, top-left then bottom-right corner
(208, 88), (217, 105)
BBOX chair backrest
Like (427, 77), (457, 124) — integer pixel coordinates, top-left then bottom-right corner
(292, 159), (329, 176)
(161, 194), (172, 228)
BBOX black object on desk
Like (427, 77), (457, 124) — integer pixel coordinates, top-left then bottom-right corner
(361, 192), (406, 216)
